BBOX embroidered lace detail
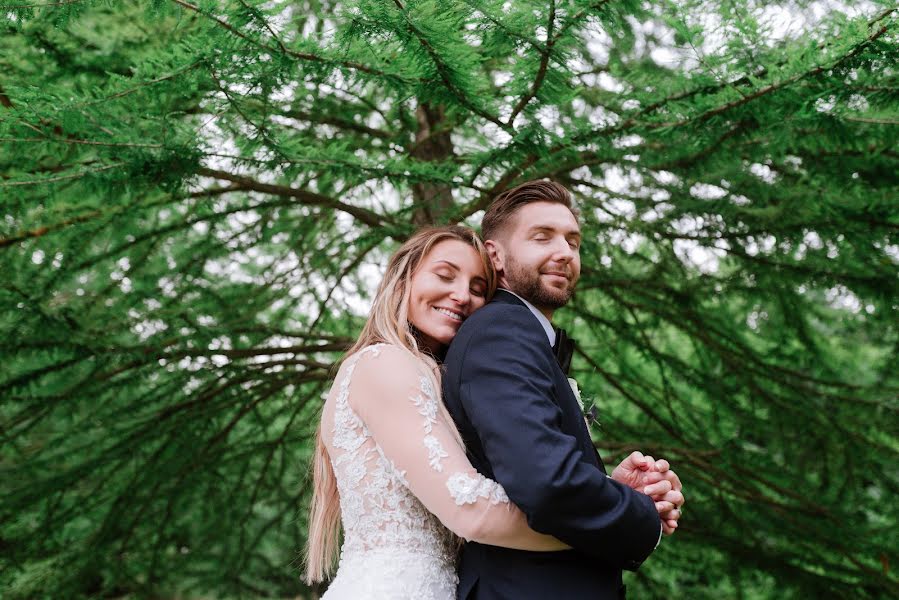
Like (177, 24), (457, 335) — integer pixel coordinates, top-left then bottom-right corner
(446, 472), (511, 506)
(424, 434), (449, 472)
(411, 377), (440, 433)
(323, 344), (457, 599)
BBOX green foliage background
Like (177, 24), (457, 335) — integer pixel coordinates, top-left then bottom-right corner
(1, 0), (897, 598)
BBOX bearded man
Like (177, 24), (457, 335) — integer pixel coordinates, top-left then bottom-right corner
(442, 180), (684, 600)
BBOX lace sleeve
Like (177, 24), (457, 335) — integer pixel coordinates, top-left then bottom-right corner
(348, 345), (568, 551)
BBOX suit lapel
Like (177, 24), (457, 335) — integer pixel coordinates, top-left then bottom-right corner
(491, 292), (603, 469)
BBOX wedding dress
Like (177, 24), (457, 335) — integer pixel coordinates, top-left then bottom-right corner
(319, 344), (564, 599)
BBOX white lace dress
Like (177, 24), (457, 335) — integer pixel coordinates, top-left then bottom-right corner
(319, 344), (565, 599)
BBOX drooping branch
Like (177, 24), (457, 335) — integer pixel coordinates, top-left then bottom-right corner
(392, 0), (509, 131)
(0, 162), (124, 187)
(170, 0), (412, 83)
(195, 167), (394, 229)
(506, 0), (555, 125)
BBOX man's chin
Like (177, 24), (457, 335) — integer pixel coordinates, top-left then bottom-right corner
(507, 276), (573, 309)
(545, 282), (570, 295)
(532, 285), (572, 309)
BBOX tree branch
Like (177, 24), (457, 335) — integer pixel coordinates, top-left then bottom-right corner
(0, 162), (123, 187)
(79, 60), (204, 107)
(195, 167), (392, 229)
(506, 1), (555, 125)
(169, 0), (408, 82)
(392, 0), (509, 131)
(643, 12), (895, 130)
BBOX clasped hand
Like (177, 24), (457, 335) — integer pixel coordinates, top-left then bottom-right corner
(611, 451), (684, 535)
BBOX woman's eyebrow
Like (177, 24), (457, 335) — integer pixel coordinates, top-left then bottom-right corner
(432, 260), (460, 270)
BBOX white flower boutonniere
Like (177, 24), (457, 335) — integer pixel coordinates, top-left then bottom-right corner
(567, 377), (584, 413)
(567, 377), (600, 428)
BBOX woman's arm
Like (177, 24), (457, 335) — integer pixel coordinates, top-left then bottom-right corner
(348, 345), (569, 551)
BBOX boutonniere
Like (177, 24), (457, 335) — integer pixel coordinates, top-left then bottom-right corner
(567, 377), (599, 427)
(567, 377), (584, 412)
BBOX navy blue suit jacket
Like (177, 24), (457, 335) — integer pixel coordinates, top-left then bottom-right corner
(442, 291), (660, 600)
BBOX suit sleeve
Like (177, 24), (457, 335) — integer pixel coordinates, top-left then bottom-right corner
(456, 307), (660, 569)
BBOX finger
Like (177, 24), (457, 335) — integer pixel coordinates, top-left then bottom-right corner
(642, 471), (666, 485)
(663, 469), (682, 491)
(658, 507), (681, 523)
(642, 455), (655, 470)
(655, 501), (674, 515)
(653, 459), (670, 472)
(662, 521), (676, 535)
(644, 479), (672, 498)
(664, 509), (681, 521)
(621, 451), (642, 470)
(661, 490), (684, 506)
(648, 480), (673, 498)
(630, 451), (652, 470)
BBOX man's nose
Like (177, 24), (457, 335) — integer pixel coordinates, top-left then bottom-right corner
(552, 237), (575, 263)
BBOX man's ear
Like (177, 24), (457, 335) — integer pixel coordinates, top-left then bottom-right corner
(484, 239), (504, 273)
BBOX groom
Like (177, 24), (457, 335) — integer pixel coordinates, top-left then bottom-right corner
(443, 180), (683, 600)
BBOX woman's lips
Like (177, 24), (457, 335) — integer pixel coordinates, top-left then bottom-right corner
(433, 306), (464, 322)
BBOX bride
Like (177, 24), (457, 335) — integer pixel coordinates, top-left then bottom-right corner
(305, 225), (568, 598)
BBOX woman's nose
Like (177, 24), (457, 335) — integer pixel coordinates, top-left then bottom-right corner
(449, 283), (470, 305)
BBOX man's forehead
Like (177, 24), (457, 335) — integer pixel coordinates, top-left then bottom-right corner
(514, 202), (580, 232)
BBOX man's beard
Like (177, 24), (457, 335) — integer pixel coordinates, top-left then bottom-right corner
(505, 255), (575, 311)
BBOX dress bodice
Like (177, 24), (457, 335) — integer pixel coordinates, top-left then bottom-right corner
(325, 345), (457, 564)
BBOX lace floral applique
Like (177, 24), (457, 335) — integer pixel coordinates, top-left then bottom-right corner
(411, 377), (439, 433)
(446, 472), (510, 506)
(423, 435), (449, 472)
(409, 373), (451, 473)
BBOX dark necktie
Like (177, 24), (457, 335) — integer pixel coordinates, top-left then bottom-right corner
(552, 326), (575, 375)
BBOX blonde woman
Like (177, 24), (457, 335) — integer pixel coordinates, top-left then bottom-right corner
(305, 226), (568, 599)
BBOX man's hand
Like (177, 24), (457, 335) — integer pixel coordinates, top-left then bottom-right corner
(650, 458), (683, 534)
(610, 451), (667, 490)
(611, 452), (685, 535)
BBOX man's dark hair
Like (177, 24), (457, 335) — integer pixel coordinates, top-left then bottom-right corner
(481, 180), (577, 241)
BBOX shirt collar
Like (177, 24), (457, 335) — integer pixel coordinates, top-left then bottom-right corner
(498, 288), (555, 346)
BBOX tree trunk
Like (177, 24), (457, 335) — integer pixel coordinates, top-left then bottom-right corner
(410, 103), (455, 226)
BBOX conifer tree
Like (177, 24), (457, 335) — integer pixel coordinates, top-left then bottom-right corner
(1, 1), (896, 598)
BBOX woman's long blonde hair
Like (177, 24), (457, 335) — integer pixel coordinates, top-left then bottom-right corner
(304, 225), (496, 583)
